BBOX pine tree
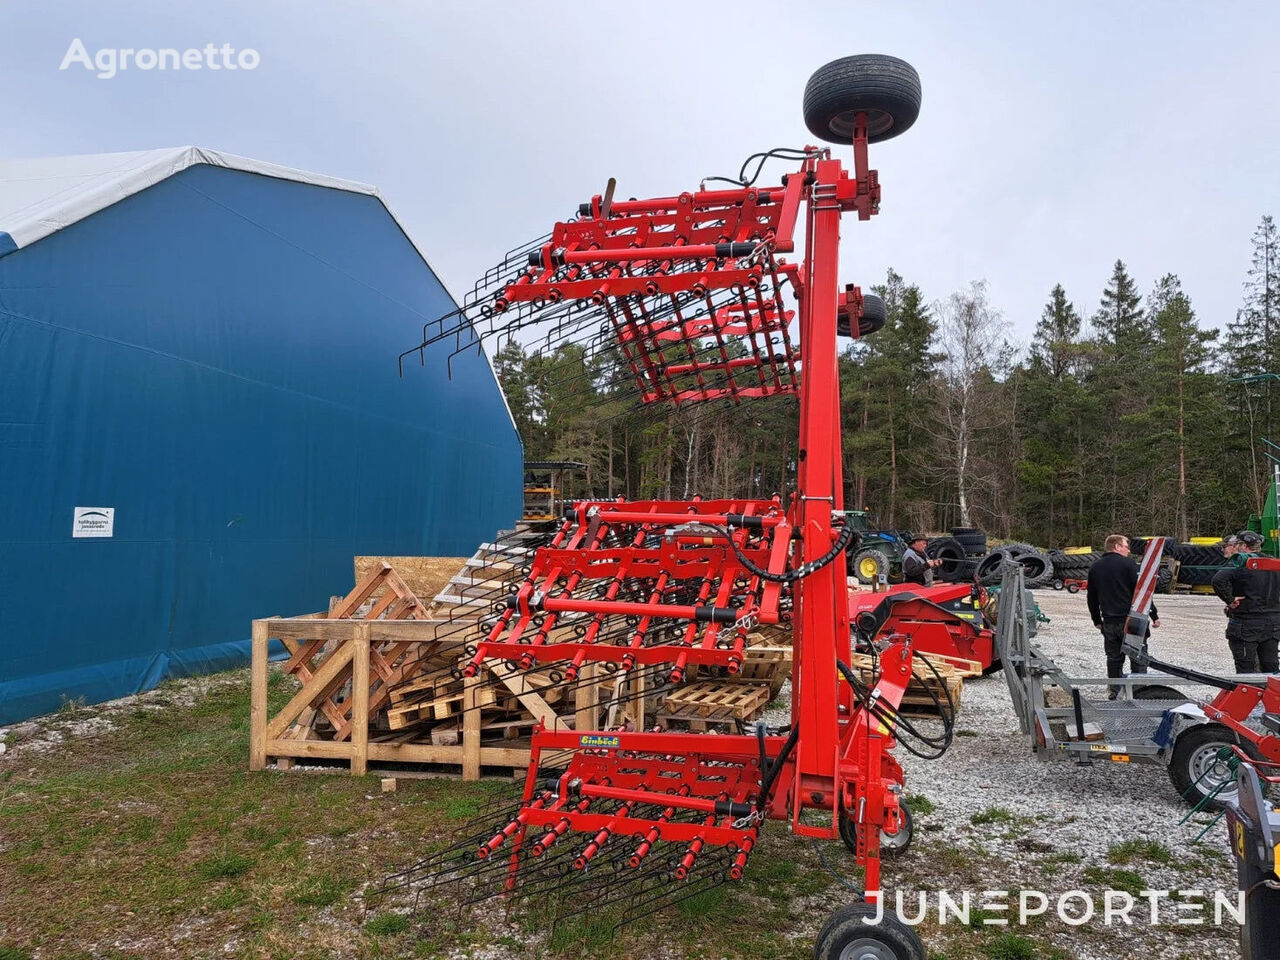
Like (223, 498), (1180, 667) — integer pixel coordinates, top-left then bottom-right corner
(1094, 260), (1150, 366)
(1030, 284), (1083, 380)
(1145, 274), (1218, 540)
(1223, 215), (1280, 507)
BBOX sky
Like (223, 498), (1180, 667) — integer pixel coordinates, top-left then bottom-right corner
(2, 0), (1278, 349)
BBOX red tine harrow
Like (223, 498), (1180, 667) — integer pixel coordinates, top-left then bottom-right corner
(385, 55), (937, 959)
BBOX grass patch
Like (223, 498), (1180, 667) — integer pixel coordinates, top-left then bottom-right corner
(970, 806), (1018, 826)
(290, 875), (352, 907)
(546, 911), (618, 954)
(1084, 865), (1146, 896)
(0, 949), (35, 960)
(196, 851), (253, 880)
(1108, 838), (1175, 865)
(905, 793), (937, 816)
(365, 912), (412, 936)
(208, 886), (249, 910)
(442, 796), (482, 820)
(982, 932), (1036, 960)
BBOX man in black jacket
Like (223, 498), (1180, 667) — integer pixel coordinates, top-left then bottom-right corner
(1087, 534), (1160, 697)
(902, 535), (942, 586)
(1211, 530), (1280, 673)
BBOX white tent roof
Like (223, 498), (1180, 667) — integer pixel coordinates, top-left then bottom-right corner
(0, 146), (518, 433)
(0, 146), (382, 252)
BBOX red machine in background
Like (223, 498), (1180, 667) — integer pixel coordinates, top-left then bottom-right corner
(849, 582), (998, 672)
(388, 55), (940, 959)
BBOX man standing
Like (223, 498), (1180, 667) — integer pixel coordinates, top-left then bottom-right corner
(1087, 534), (1161, 697)
(902, 535), (942, 586)
(1211, 530), (1280, 674)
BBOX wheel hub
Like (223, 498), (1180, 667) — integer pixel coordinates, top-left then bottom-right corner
(839, 940), (898, 960)
(1190, 741), (1240, 802)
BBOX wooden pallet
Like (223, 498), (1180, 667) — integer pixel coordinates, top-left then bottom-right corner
(660, 680), (772, 724)
(736, 645), (793, 697)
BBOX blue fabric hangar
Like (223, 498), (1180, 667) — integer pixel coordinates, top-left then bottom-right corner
(0, 147), (522, 724)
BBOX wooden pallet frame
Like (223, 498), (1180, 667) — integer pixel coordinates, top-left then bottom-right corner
(249, 614), (603, 780)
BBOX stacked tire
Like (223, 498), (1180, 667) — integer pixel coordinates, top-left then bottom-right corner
(926, 536), (974, 582)
(1170, 542), (1226, 586)
(1050, 549), (1098, 584)
(952, 527), (988, 558)
(977, 543), (1055, 588)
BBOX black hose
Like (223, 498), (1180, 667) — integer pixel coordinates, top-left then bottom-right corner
(697, 520), (859, 584)
(756, 724), (801, 813)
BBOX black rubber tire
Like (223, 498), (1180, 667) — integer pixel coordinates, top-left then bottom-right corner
(975, 549), (1010, 584)
(803, 54), (922, 145)
(925, 536), (966, 576)
(951, 527), (981, 537)
(1066, 583), (1080, 594)
(1000, 542), (1038, 558)
(1168, 724), (1258, 811)
(859, 293), (887, 336)
(852, 548), (889, 585)
(1018, 554), (1051, 582)
(1134, 685), (1192, 703)
(814, 903), (926, 960)
(1051, 579), (1065, 590)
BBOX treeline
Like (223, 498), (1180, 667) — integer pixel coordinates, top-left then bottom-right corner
(494, 216), (1280, 549)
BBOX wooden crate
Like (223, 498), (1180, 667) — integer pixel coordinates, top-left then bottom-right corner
(250, 559), (608, 780)
(847, 652), (964, 717)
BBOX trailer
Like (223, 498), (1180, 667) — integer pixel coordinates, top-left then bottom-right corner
(997, 559), (1280, 809)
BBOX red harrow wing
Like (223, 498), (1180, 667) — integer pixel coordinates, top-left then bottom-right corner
(383, 55), (940, 959)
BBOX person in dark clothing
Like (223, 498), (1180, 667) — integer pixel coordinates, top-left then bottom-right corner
(1211, 530), (1280, 674)
(1086, 534), (1160, 697)
(902, 535), (941, 586)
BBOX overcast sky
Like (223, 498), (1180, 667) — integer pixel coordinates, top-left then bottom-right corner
(3, 1), (1278, 349)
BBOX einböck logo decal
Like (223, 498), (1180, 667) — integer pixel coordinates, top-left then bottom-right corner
(579, 734), (621, 749)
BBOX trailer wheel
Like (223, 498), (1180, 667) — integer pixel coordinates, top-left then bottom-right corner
(1168, 724), (1258, 810)
(853, 548), (888, 585)
(803, 55), (922, 145)
(1051, 579), (1065, 590)
(839, 804), (914, 858)
(1133, 685), (1191, 703)
(814, 903), (926, 960)
(1065, 583), (1080, 594)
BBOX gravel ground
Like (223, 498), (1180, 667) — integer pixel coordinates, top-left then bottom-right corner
(886, 589), (1244, 959)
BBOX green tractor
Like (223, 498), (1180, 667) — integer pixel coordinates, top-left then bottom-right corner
(839, 510), (911, 585)
(1246, 460), (1280, 558)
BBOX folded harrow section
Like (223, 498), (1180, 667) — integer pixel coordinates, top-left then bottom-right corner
(373, 733), (779, 928)
(462, 498), (791, 685)
(402, 175), (808, 411)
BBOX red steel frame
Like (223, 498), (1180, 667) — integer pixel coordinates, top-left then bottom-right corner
(464, 115), (916, 901)
(848, 583), (997, 671)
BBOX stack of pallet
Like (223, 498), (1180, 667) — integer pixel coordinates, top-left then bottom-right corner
(847, 651), (975, 717)
(659, 625), (793, 731)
